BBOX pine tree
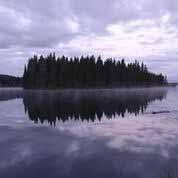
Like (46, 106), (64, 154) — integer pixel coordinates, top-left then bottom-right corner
(23, 54), (167, 89)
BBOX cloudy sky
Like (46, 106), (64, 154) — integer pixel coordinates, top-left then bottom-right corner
(0, 0), (178, 81)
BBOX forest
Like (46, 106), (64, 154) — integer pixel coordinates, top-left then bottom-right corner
(0, 74), (22, 87)
(23, 53), (167, 89)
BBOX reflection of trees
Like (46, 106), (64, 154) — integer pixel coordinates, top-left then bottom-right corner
(159, 158), (178, 178)
(22, 88), (167, 125)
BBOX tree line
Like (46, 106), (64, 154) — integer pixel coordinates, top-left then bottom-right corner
(23, 53), (167, 89)
(0, 74), (22, 87)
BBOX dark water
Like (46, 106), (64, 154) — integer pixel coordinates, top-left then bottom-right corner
(0, 87), (178, 178)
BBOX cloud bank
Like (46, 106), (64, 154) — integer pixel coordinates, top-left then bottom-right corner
(0, 0), (178, 81)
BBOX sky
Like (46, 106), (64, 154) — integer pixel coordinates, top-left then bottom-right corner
(0, 0), (178, 81)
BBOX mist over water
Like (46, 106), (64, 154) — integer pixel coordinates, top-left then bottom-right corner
(0, 87), (178, 178)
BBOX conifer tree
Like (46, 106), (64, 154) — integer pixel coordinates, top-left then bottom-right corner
(23, 54), (167, 89)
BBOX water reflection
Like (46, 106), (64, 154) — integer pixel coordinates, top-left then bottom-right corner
(22, 88), (167, 125)
(0, 88), (22, 101)
(1, 88), (178, 178)
(1, 122), (178, 178)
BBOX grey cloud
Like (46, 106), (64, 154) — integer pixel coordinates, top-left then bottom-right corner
(0, 0), (77, 49)
(139, 38), (164, 45)
(0, 0), (178, 49)
(0, 0), (177, 81)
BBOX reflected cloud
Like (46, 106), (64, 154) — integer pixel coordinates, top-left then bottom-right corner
(0, 88), (178, 178)
(57, 113), (178, 159)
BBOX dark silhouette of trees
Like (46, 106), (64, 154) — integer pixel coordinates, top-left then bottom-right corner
(23, 53), (167, 89)
(0, 74), (22, 87)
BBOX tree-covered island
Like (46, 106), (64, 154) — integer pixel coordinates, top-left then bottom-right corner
(23, 53), (167, 89)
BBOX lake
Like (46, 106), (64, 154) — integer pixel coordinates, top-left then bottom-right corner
(0, 87), (178, 178)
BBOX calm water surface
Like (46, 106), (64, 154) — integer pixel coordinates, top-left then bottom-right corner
(0, 87), (178, 178)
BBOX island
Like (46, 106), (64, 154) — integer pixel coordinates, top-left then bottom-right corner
(22, 53), (167, 89)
